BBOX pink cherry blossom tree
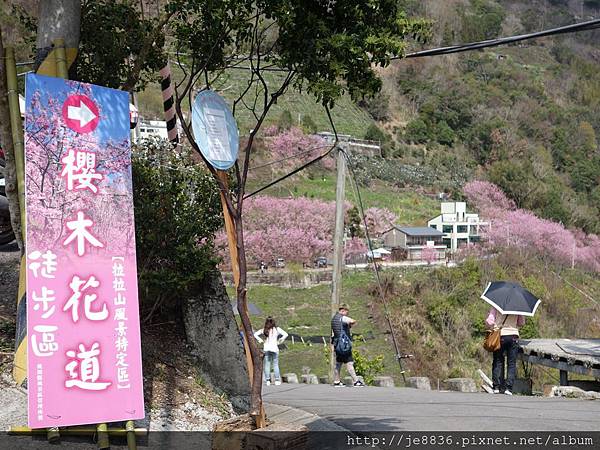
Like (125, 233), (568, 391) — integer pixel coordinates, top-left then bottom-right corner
(265, 127), (334, 171)
(364, 207), (397, 236)
(215, 196), (394, 268)
(421, 246), (438, 265)
(25, 81), (134, 257)
(464, 180), (600, 272)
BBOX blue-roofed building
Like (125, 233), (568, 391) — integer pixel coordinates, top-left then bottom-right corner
(381, 226), (446, 261)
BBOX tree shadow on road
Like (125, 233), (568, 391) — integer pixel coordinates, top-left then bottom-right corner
(326, 415), (403, 432)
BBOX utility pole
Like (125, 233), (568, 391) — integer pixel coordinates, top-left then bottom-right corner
(329, 140), (347, 382)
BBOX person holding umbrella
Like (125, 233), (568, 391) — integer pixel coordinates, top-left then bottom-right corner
(481, 281), (541, 395)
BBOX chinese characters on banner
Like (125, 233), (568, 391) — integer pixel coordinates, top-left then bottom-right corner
(24, 74), (144, 427)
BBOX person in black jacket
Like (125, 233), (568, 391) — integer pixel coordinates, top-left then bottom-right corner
(331, 304), (364, 387)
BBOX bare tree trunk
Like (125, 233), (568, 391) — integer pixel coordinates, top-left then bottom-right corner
(34, 0), (81, 72)
(233, 212), (263, 418)
(0, 26), (24, 254)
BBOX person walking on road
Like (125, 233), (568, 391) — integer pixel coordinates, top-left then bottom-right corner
(331, 304), (365, 387)
(485, 308), (525, 395)
(254, 316), (288, 386)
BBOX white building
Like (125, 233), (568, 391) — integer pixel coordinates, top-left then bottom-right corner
(136, 119), (169, 141)
(427, 202), (488, 252)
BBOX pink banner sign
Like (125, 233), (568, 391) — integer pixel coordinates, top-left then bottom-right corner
(24, 74), (144, 428)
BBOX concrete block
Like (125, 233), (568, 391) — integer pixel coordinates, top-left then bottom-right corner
(319, 376), (330, 385)
(344, 376), (365, 386)
(444, 378), (477, 393)
(301, 374), (319, 384)
(282, 373), (298, 384)
(373, 376), (395, 387)
(554, 386), (600, 400)
(513, 378), (532, 395)
(568, 380), (600, 392)
(249, 422), (309, 450)
(406, 377), (431, 390)
(543, 384), (556, 397)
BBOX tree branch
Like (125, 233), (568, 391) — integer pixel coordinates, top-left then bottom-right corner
(121, 10), (176, 92)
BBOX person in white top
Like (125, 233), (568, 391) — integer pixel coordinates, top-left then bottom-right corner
(254, 317), (288, 386)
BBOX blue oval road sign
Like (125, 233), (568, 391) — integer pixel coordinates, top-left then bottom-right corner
(191, 90), (239, 170)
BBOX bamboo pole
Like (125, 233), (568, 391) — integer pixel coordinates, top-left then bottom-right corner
(96, 423), (109, 449)
(7, 46), (28, 389)
(53, 38), (68, 78)
(45, 39), (70, 446)
(47, 427), (60, 443)
(5, 48), (25, 231)
(9, 426), (147, 436)
(126, 420), (137, 450)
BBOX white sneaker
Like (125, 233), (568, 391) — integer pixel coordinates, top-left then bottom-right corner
(493, 389), (500, 394)
(504, 390), (513, 395)
(266, 380), (271, 386)
(274, 381), (281, 386)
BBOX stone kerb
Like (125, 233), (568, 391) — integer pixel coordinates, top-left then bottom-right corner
(282, 373), (299, 384)
(344, 376), (365, 386)
(301, 374), (319, 384)
(406, 377), (431, 390)
(373, 376), (395, 387)
(444, 378), (477, 393)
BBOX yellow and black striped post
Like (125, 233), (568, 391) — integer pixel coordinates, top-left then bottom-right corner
(159, 62), (179, 145)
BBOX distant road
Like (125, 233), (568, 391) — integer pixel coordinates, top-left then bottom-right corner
(263, 384), (600, 431)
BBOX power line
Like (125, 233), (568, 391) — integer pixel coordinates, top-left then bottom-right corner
(398, 18), (600, 60)
(249, 143), (330, 170)
(343, 148), (408, 383)
(243, 144), (336, 199)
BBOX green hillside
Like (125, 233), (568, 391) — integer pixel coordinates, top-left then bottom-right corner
(237, 253), (600, 388)
(137, 67), (375, 137)
(133, 1), (600, 236)
(247, 174), (440, 226)
(369, 0), (600, 233)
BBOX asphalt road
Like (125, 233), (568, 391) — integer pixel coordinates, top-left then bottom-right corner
(263, 384), (600, 431)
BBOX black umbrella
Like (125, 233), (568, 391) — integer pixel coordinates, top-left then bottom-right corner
(481, 281), (541, 317)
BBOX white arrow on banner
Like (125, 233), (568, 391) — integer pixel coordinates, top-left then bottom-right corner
(67, 100), (97, 127)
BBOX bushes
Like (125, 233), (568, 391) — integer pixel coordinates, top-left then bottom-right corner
(277, 109), (294, 130)
(358, 93), (390, 121)
(459, 0), (505, 42)
(301, 115), (318, 134)
(132, 140), (223, 318)
(404, 118), (430, 144)
(352, 348), (385, 385)
(364, 124), (386, 143)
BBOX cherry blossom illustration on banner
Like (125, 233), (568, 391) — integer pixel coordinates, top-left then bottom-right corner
(24, 74), (144, 428)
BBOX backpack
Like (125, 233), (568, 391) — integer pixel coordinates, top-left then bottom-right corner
(334, 316), (352, 356)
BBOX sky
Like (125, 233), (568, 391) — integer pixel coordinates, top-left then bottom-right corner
(25, 74), (130, 146)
